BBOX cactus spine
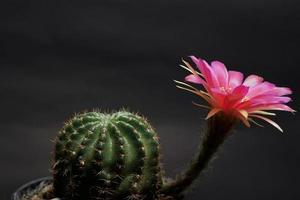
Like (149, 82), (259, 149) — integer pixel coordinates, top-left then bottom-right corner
(53, 111), (163, 199)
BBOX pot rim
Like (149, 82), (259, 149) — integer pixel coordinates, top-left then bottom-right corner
(12, 177), (53, 200)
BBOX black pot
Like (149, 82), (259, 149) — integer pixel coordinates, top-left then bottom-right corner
(12, 177), (53, 200)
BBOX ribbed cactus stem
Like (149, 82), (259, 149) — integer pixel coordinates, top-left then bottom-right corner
(161, 112), (236, 195)
(52, 111), (162, 200)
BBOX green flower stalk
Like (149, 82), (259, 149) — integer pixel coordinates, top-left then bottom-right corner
(161, 112), (236, 196)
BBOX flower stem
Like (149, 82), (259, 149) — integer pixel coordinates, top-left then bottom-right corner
(161, 113), (235, 196)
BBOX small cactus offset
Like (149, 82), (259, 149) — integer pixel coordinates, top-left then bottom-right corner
(52, 111), (165, 200)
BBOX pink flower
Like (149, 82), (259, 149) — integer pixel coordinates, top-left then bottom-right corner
(177, 56), (295, 132)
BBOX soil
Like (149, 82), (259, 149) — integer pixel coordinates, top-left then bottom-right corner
(20, 182), (55, 200)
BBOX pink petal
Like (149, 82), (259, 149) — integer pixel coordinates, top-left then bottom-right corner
(190, 55), (200, 66)
(211, 87), (227, 95)
(209, 88), (227, 107)
(226, 85), (249, 108)
(247, 104), (296, 112)
(264, 87), (292, 96)
(228, 71), (244, 89)
(190, 56), (219, 88)
(250, 96), (291, 105)
(243, 75), (264, 87)
(185, 74), (205, 84)
(211, 61), (229, 88)
(234, 95), (290, 112)
(232, 85), (249, 97)
(246, 82), (276, 99)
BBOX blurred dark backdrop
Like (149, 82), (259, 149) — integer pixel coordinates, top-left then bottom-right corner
(1, 0), (299, 199)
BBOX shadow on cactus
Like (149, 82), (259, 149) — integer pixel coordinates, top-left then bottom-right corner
(16, 56), (295, 200)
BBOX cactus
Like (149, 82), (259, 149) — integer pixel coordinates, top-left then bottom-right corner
(52, 110), (165, 200)
(52, 109), (233, 200)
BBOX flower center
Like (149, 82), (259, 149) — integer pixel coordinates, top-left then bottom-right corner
(220, 86), (232, 94)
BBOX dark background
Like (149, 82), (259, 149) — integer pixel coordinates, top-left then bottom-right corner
(1, 0), (299, 199)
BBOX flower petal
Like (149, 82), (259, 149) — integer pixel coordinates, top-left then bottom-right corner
(209, 88), (227, 107)
(227, 85), (249, 106)
(264, 87), (292, 96)
(247, 104), (296, 113)
(185, 74), (205, 84)
(190, 56), (219, 88)
(246, 81), (276, 99)
(190, 55), (200, 66)
(243, 75), (264, 87)
(232, 85), (249, 97)
(228, 71), (244, 90)
(211, 61), (229, 88)
(250, 96), (291, 105)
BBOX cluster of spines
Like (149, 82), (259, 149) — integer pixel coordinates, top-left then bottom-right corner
(52, 111), (163, 199)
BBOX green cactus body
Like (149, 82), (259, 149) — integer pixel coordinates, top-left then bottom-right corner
(52, 111), (163, 199)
